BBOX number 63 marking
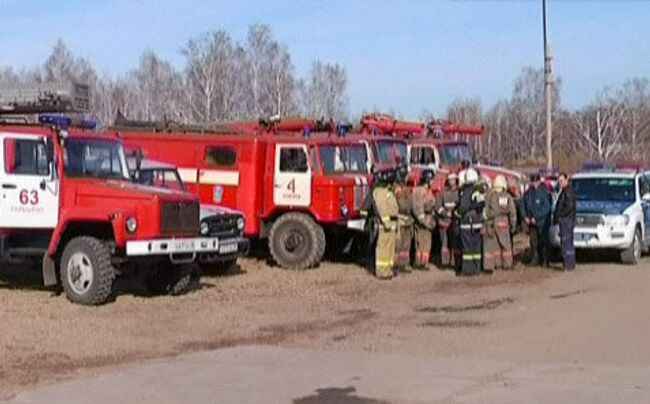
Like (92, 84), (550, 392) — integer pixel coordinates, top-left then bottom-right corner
(19, 189), (39, 205)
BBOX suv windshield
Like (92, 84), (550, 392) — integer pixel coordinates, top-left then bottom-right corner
(376, 140), (407, 165)
(64, 138), (129, 179)
(439, 143), (473, 165)
(134, 168), (186, 191)
(319, 144), (368, 174)
(572, 177), (636, 202)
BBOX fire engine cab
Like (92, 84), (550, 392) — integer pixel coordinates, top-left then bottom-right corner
(0, 84), (221, 305)
(116, 118), (372, 270)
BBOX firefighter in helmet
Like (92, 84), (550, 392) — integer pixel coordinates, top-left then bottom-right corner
(456, 168), (485, 276)
(436, 172), (461, 269)
(483, 175), (518, 270)
(412, 169), (436, 269)
(393, 164), (414, 272)
(372, 170), (399, 279)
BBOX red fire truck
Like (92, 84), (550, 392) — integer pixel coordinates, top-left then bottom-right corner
(116, 118), (372, 270)
(359, 114), (523, 194)
(0, 85), (221, 305)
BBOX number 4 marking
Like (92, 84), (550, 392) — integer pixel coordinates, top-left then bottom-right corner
(286, 179), (296, 194)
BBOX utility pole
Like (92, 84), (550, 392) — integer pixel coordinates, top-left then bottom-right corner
(543, 0), (553, 170)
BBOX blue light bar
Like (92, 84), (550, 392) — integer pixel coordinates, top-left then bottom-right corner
(39, 115), (71, 129)
(38, 114), (97, 130)
(303, 127), (312, 138)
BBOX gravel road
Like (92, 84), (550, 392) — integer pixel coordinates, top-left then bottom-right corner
(2, 239), (650, 401)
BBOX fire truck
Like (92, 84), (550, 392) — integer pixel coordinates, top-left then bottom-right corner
(360, 114), (523, 194)
(116, 117), (372, 270)
(0, 84), (221, 305)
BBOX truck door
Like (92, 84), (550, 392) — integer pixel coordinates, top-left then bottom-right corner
(273, 144), (311, 207)
(0, 133), (59, 228)
(410, 145), (437, 172)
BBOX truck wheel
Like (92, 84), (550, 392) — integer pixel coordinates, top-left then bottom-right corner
(60, 236), (115, 305)
(269, 213), (325, 269)
(146, 264), (192, 296)
(621, 228), (642, 265)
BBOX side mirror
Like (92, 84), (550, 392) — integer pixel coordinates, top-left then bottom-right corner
(642, 193), (650, 202)
(135, 149), (143, 171)
(44, 138), (54, 164)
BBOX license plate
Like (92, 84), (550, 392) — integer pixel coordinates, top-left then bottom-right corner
(575, 233), (593, 242)
(219, 242), (238, 254)
(172, 239), (195, 252)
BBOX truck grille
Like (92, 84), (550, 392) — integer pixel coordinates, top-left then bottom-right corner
(161, 201), (199, 234)
(354, 185), (369, 211)
(575, 214), (604, 228)
(205, 214), (241, 239)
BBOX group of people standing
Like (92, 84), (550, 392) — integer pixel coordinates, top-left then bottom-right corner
(372, 165), (518, 279)
(371, 165), (577, 280)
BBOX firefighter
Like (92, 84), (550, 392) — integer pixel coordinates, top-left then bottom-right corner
(412, 169), (436, 269)
(372, 170), (399, 279)
(522, 173), (552, 266)
(435, 172), (460, 268)
(483, 175), (518, 270)
(394, 165), (414, 272)
(456, 168), (485, 276)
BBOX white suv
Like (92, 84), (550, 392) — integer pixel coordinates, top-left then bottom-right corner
(550, 170), (650, 264)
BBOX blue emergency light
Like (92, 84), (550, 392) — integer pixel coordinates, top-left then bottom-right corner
(337, 123), (351, 137)
(39, 114), (97, 130)
(303, 127), (312, 138)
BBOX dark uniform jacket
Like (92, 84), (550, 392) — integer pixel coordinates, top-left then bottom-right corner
(522, 185), (552, 222)
(554, 185), (576, 224)
(457, 184), (484, 226)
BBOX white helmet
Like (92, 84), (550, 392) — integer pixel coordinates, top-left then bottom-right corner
(494, 175), (507, 191)
(463, 168), (479, 184)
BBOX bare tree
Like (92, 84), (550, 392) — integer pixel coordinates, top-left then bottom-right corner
(302, 60), (348, 120)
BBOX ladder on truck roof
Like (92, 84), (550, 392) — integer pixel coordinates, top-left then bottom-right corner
(0, 81), (90, 115)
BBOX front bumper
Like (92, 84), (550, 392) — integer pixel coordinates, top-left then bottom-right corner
(198, 236), (250, 262)
(550, 224), (634, 249)
(126, 237), (220, 260)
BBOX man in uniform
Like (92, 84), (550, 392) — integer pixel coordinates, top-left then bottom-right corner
(483, 175), (518, 270)
(372, 170), (399, 279)
(412, 169), (436, 269)
(554, 172), (576, 270)
(394, 165), (414, 272)
(436, 172), (460, 268)
(522, 173), (552, 266)
(456, 168), (485, 276)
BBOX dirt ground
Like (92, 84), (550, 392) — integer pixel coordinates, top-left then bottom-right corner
(2, 236), (650, 400)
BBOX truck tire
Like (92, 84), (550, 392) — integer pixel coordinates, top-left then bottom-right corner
(621, 228), (642, 265)
(269, 212), (325, 269)
(146, 264), (192, 296)
(60, 236), (115, 305)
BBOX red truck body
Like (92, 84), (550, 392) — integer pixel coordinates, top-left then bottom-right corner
(118, 126), (372, 269)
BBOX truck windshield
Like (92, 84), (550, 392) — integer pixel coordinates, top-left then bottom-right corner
(64, 139), (129, 179)
(319, 144), (368, 174)
(439, 143), (473, 165)
(134, 168), (186, 191)
(376, 140), (407, 165)
(572, 178), (635, 202)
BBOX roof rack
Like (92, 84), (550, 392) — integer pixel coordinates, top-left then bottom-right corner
(0, 82), (90, 115)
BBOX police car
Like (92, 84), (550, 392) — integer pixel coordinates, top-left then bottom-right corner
(550, 168), (650, 264)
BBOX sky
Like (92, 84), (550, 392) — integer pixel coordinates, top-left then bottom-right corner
(1, 0), (649, 119)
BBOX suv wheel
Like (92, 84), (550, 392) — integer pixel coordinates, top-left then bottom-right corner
(621, 228), (642, 265)
(60, 236), (115, 305)
(269, 213), (325, 269)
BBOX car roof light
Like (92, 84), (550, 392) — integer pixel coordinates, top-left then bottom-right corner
(39, 114), (72, 129)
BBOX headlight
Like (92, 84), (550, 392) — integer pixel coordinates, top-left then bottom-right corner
(237, 217), (245, 230)
(605, 214), (629, 226)
(341, 204), (349, 216)
(126, 217), (138, 233)
(200, 220), (210, 235)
